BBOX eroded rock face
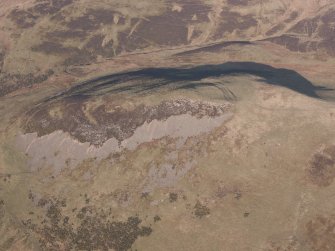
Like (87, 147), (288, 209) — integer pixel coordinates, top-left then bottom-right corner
(18, 98), (232, 173)
(24, 98), (231, 145)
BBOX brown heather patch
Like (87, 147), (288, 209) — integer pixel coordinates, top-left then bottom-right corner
(227, 0), (252, 5)
(213, 9), (257, 39)
(32, 0), (74, 15)
(265, 24), (285, 36)
(23, 197), (152, 251)
(66, 8), (125, 31)
(194, 200), (210, 218)
(46, 29), (87, 40)
(263, 239), (298, 251)
(169, 193), (178, 203)
(305, 214), (335, 251)
(133, 14), (188, 46)
(32, 41), (75, 55)
(268, 9), (335, 56)
(307, 145), (335, 187)
(126, 1), (211, 47)
(8, 0), (74, 28)
(0, 51), (4, 72)
(32, 40), (97, 66)
(0, 70), (54, 97)
(8, 9), (38, 28)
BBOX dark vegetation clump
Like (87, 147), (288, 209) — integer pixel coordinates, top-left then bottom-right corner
(169, 193), (178, 203)
(154, 215), (161, 222)
(308, 151), (335, 187)
(8, 0), (74, 28)
(194, 201), (210, 218)
(0, 70), (54, 97)
(23, 198), (153, 251)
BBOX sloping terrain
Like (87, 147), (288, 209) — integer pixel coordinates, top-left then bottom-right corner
(1, 0), (335, 251)
(1, 0), (335, 96)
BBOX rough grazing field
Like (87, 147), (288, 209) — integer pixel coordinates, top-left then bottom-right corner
(1, 0), (335, 250)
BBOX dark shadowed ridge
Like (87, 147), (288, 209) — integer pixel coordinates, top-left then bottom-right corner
(44, 61), (331, 104)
